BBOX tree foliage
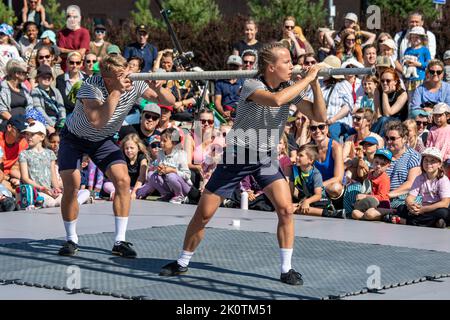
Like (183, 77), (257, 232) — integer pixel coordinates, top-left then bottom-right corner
(370, 0), (439, 20)
(44, 0), (66, 30)
(164, 0), (221, 32)
(0, 2), (17, 26)
(248, 0), (328, 31)
(130, 0), (160, 29)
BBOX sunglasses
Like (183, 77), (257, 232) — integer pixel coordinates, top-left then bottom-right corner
(309, 124), (327, 132)
(38, 54), (51, 60)
(200, 119), (214, 125)
(150, 142), (160, 149)
(416, 120), (428, 126)
(346, 38), (356, 43)
(429, 70), (443, 75)
(284, 25), (295, 30)
(69, 60), (82, 66)
(95, 30), (106, 34)
(243, 60), (255, 65)
(304, 60), (317, 66)
(352, 116), (363, 122)
(381, 79), (393, 83)
(144, 113), (159, 121)
(85, 59), (97, 64)
(386, 136), (401, 142)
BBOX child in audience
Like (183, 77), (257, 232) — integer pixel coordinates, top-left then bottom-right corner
(290, 144), (325, 216)
(88, 160), (105, 200)
(19, 121), (62, 208)
(355, 75), (379, 114)
(136, 136), (160, 199)
(403, 119), (425, 152)
(345, 136), (378, 183)
(278, 133), (292, 177)
(352, 149), (392, 220)
(426, 103), (450, 162)
(103, 134), (148, 200)
(388, 147), (450, 228)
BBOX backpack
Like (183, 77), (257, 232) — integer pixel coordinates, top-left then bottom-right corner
(16, 184), (45, 210)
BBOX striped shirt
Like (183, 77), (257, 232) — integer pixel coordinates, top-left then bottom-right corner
(386, 147), (421, 191)
(227, 78), (305, 153)
(65, 75), (149, 141)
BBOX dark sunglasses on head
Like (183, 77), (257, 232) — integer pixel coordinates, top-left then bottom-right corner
(429, 70), (443, 75)
(38, 54), (51, 60)
(69, 60), (82, 66)
(144, 113), (159, 121)
(416, 120), (428, 126)
(200, 119), (214, 125)
(309, 124), (327, 132)
(150, 142), (160, 149)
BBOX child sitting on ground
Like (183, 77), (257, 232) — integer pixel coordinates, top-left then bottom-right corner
(387, 147), (450, 228)
(345, 136), (378, 184)
(352, 148), (392, 220)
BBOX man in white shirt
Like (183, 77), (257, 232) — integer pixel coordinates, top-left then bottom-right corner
(394, 12), (436, 61)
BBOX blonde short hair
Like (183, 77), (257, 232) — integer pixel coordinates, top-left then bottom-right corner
(100, 54), (128, 77)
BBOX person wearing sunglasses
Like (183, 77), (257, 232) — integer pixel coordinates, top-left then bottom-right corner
(56, 54), (175, 259)
(55, 51), (87, 115)
(410, 108), (430, 145)
(89, 24), (111, 61)
(231, 18), (263, 57)
(241, 49), (257, 71)
(336, 29), (364, 64)
(57, 5), (90, 73)
(160, 43), (327, 285)
(83, 53), (98, 77)
(410, 59), (450, 112)
(280, 16), (307, 65)
(309, 120), (346, 219)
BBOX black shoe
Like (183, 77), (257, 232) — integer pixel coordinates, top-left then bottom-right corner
(58, 240), (79, 256)
(322, 208), (346, 219)
(280, 269), (304, 285)
(112, 241), (137, 258)
(159, 261), (188, 276)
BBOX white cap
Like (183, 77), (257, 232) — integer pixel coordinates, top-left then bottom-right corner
(341, 58), (365, 69)
(443, 50), (450, 61)
(422, 147), (443, 162)
(21, 121), (46, 135)
(344, 13), (358, 23)
(409, 26), (427, 37)
(226, 55), (243, 66)
(432, 102), (450, 114)
(380, 39), (397, 50)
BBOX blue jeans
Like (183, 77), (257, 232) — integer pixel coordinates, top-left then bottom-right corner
(329, 122), (356, 142)
(371, 116), (398, 137)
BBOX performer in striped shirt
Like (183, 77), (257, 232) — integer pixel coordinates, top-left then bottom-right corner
(57, 54), (175, 258)
(160, 43), (327, 285)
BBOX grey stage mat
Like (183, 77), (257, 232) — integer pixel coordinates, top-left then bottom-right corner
(1, 225), (449, 300)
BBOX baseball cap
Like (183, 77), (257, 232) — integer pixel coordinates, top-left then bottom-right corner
(106, 45), (121, 55)
(432, 102), (450, 114)
(40, 30), (57, 44)
(375, 148), (392, 162)
(321, 55), (344, 79)
(159, 104), (174, 112)
(344, 13), (358, 23)
(21, 121), (46, 135)
(36, 64), (53, 78)
(94, 24), (106, 31)
(360, 136), (379, 146)
(422, 147), (443, 162)
(380, 39), (397, 50)
(227, 55), (243, 66)
(341, 58), (365, 69)
(136, 24), (148, 33)
(7, 114), (28, 132)
(0, 23), (13, 36)
(410, 109), (430, 118)
(142, 101), (161, 116)
(444, 50), (450, 61)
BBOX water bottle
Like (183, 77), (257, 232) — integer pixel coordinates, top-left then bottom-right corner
(240, 191), (249, 210)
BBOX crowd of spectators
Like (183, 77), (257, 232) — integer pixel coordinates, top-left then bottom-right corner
(0, 2), (449, 229)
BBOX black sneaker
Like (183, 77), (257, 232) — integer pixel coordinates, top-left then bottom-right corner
(159, 261), (188, 276)
(112, 241), (137, 258)
(58, 240), (79, 256)
(280, 269), (304, 285)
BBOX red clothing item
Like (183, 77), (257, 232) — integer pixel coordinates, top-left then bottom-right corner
(0, 132), (28, 174)
(368, 171), (390, 201)
(57, 27), (90, 72)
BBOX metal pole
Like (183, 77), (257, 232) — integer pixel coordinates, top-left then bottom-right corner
(128, 67), (376, 81)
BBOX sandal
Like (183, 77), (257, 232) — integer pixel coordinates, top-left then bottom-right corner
(383, 213), (401, 224)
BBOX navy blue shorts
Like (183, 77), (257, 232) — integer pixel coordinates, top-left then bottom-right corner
(58, 126), (126, 174)
(205, 148), (285, 198)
